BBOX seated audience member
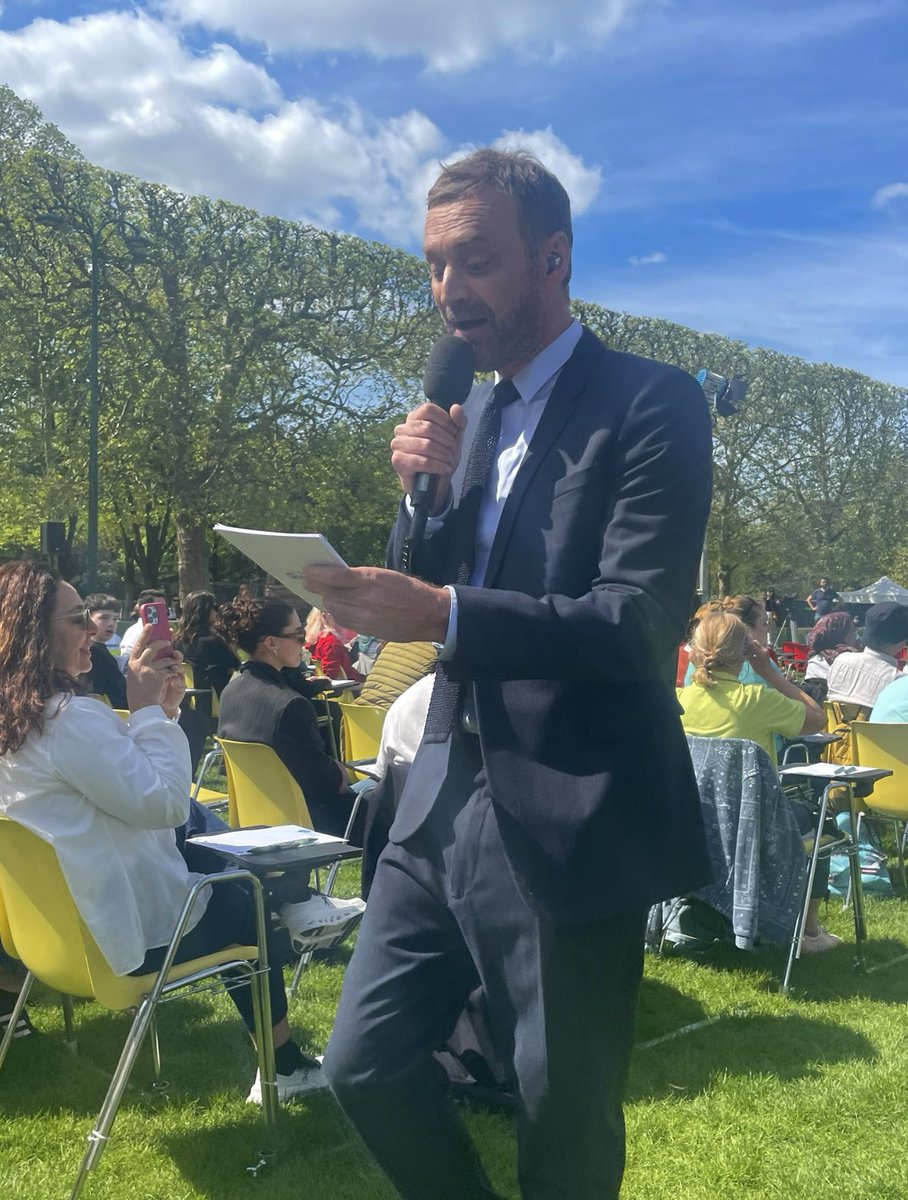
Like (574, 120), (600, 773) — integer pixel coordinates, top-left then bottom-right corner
(826, 603), (908, 714)
(118, 588), (168, 673)
(304, 608), (365, 684)
(678, 611), (837, 951)
(0, 561), (322, 1102)
(801, 611), (860, 703)
(175, 590), (240, 707)
(679, 612), (825, 766)
(870, 671), (908, 723)
(354, 640), (438, 710)
(217, 597), (365, 941)
(804, 612), (859, 683)
(86, 593), (122, 646)
(84, 597), (128, 709)
(683, 595), (781, 688)
(358, 673), (434, 898)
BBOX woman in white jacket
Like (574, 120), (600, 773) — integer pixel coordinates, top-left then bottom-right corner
(0, 561), (321, 1103)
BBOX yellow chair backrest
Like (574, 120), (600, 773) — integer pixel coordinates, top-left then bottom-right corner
(822, 700), (867, 765)
(182, 661), (196, 710)
(216, 738), (313, 830)
(340, 702), (385, 768)
(0, 881), (17, 960)
(850, 723), (908, 819)
(0, 817), (136, 1007)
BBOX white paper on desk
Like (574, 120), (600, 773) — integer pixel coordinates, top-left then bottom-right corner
(779, 763), (889, 779)
(213, 524), (347, 608)
(187, 824), (346, 855)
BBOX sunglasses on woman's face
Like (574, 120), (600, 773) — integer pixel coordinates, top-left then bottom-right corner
(274, 628), (306, 643)
(53, 606), (94, 629)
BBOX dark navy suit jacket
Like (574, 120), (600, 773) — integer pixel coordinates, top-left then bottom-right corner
(388, 327), (714, 922)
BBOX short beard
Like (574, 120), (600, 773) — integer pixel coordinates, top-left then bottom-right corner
(473, 262), (546, 374)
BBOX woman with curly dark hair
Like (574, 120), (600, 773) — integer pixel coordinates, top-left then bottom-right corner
(217, 596), (366, 946)
(0, 562), (322, 1103)
(175, 590), (240, 702)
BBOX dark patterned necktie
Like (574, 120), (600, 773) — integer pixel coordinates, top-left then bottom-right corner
(423, 377), (521, 742)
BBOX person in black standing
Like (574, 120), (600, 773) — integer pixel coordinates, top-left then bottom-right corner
(307, 149), (713, 1200)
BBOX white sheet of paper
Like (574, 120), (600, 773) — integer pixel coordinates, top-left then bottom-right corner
(213, 524), (347, 607)
(187, 823), (347, 856)
(779, 763), (892, 779)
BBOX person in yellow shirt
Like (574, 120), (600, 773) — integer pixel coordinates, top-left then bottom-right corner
(679, 612), (824, 766)
(678, 612), (838, 952)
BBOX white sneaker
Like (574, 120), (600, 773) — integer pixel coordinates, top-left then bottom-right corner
(280, 895), (365, 951)
(246, 1059), (328, 1105)
(800, 925), (844, 954)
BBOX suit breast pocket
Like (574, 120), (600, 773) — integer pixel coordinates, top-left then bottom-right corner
(551, 465), (601, 500)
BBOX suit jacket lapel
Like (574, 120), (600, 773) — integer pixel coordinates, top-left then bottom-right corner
(483, 328), (599, 587)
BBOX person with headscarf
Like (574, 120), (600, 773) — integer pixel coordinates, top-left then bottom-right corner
(804, 612), (859, 684)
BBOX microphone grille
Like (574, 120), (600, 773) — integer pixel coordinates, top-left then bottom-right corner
(422, 335), (476, 412)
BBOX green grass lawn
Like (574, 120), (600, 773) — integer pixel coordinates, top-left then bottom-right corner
(3, 885), (908, 1200)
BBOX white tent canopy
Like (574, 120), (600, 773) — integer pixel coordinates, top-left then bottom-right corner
(837, 576), (908, 605)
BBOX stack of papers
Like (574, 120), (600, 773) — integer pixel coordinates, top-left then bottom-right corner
(187, 824), (347, 856)
(213, 524), (347, 608)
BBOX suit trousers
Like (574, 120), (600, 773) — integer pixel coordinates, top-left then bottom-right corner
(323, 730), (646, 1200)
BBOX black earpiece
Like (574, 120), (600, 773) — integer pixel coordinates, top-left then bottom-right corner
(547, 253), (563, 273)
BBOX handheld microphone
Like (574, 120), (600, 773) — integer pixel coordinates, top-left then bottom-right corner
(405, 334), (476, 572)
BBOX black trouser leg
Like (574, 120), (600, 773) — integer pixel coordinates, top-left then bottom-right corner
(323, 846), (502, 1200)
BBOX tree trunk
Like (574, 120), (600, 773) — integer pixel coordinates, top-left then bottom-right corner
(176, 517), (209, 601)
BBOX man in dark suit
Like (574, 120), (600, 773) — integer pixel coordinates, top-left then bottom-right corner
(306, 149), (713, 1199)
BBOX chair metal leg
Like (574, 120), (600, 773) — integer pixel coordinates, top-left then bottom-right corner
(323, 786), (367, 896)
(191, 746), (223, 801)
(70, 994), (159, 1199)
(244, 961), (278, 1174)
(782, 784), (832, 995)
(846, 786), (867, 971)
(0, 971), (35, 1071)
(893, 818), (907, 893)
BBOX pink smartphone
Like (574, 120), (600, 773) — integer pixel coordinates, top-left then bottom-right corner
(138, 601), (174, 660)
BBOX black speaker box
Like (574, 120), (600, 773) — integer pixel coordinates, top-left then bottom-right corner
(40, 521), (67, 555)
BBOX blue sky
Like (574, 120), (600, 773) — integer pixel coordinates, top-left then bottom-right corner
(2, 0), (907, 384)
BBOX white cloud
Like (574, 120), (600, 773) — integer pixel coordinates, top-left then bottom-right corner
(160, 0), (649, 72)
(627, 251), (666, 266)
(0, 13), (441, 235)
(872, 182), (908, 209)
(0, 12), (601, 245)
(493, 127), (602, 216)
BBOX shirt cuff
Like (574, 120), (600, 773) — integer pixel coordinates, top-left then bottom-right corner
(126, 704), (174, 730)
(404, 489), (453, 535)
(438, 585), (458, 661)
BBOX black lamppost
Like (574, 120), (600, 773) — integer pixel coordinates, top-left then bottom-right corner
(35, 210), (148, 591)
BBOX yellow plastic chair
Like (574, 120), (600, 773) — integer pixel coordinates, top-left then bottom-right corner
(851, 722), (908, 889)
(217, 737), (316, 830)
(0, 817), (277, 1198)
(216, 738), (366, 993)
(340, 702), (385, 781)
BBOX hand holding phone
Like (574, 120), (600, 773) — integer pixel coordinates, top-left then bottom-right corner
(138, 601), (174, 660)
